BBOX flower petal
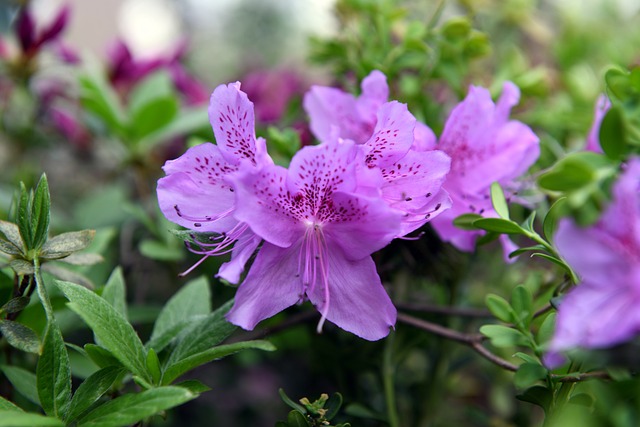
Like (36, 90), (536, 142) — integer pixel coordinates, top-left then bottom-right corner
(303, 86), (365, 143)
(226, 242), (304, 330)
(209, 82), (263, 164)
(307, 241), (396, 341)
(157, 143), (237, 232)
(216, 230), (262, 284)
(356, 70), (389, 119)
(363, 101), (416, 168)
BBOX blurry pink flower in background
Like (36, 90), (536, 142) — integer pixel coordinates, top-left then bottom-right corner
(106, 39), (208, 105)
(545, 158), (640, 367)
(585, 94), (611, 153)
(241, 68), (305, 123)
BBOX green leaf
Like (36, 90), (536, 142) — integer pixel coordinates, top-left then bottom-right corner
(536, 313), (556, 345)
(0, 365), (39, 405)
(101, 267), (127, 319)
(0, 319), (41, 353)
(599, 105), (626, 160)
(479, 325), (529, 348)
(537, 155), (595, 191)
(174, 379), (212, 394)
(162, 340), (276, 385)
(131, 96), (179, 141)
(0, 411), (64, 426)
(137, 107), (210, 152)
(287, 410), (311, 427)
(530, 253), (575, 277)
(37, 323), (72, 418)
(511, 285), (533, 326)
(516, 385), (552, 412)
(146, 348), (162, 385)
(164, 300), (236, 368)
(84, 345), (122, 369)
(55, 281), (149, 381)
(128, 71), (174, 114)
(9, 259), (34, 275)
(17, 182), (31, 250)
(508, 245), (546, 258)
(513, 352), (539, 365)
(40, 230), (95, 260)
(542, 197), (567, 242)
(138, 239), (183, 261)
(147, 276), (211, 352)
(79, 74), (125, 136)
(514, 363), (547, 389)
(77, 386), (196, 427)
(452, 213), (483, 230)
(1, 296), (31, 314)
(325, 392), (343, 421)
(64, 366), (125, 424)
(569, 393), (595, 408)
(279, 388), (307, 414)
(472, 218), (524, 234)
(490, 182), (510, 219)
(0, 395), (23, 411)
(31, 174), (51, 251)
(485, 294), (514, 323)
(0, 220), (24, 253)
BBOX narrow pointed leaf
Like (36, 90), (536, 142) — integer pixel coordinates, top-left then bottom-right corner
(146, 348), (162, 385)
(148, 276), (211, 352)
(101, 267), (127, 318)
(0, 319), (41, 354)
(472, 218), (524, 234)
(0, 395), (23, 411)
(543, 197), (567, 242)
(490, 182), (510, 219)
(37, 323), (71, 418)
(165, 300), (236, 367)
(453, 213), (483, 230)
(0, 411), (63, 426)
(17, 183), (32, 249)
(41, 230), (95, 259)
(64, 366), (125, 424)
(84, 345), (122, 369)
(485, 294), (514, 323)
(175, 380), (212, 394)
(162, 340), (276, 385)
(1, 297), (30, 314)
(55, 281), (149, 381)
(31, 175), (51, 250)
(77, 386), (196, 427)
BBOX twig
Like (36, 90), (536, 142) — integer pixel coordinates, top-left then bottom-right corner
(396, 302), (491, 318)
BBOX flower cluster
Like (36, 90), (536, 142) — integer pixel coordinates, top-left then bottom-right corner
(545, 157), (640, 366)
(158, 71), (539, 340)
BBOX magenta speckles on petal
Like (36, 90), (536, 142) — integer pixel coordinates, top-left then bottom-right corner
(209, 82), (259, 164)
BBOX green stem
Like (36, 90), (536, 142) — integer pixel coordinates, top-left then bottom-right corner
(33, 257), (54, 336)
(383, 333), (400, 427)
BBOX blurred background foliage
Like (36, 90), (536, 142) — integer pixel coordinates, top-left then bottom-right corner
(1, 0), (640, 426)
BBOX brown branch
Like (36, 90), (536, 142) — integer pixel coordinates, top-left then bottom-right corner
(395, 302), (491, 318)
(556, 371), (611, 383)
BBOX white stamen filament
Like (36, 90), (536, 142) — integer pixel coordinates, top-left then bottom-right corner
(299, 223), (331, 333)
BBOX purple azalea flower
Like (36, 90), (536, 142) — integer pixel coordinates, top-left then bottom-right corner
(14, 5), (70, 57)
(304, 71), (452, 236)
(429, 82), (540, 254)
(227, 139), (402, 340)
(585, 94), (611, 153)
(545, 158), (640, 367)
(157, 82), (272, 283)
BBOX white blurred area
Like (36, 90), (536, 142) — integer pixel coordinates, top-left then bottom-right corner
(30, 0), (338, 80)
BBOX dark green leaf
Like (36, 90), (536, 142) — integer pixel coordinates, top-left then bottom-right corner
(543, 197), (567, 242)
(516, 385), (552, 412)
(536, 313), (556, 345)
(146, 348), (162, 385)
(569, 393), (594, 408)
(164, 300), (236, 367)
(599, 105), (626, 160)
(0, 220), (24, 252)
(453, 213), (483, 230)
(605, 68), (630, 100)
(511, 285), (533, 326)
(77, 386), (196, 427)
(0, 395), (23, 412)
(101, 267), (127, 319)
(174, 380), (212, 394)
(64, 366), (125, 424)
(137, 107), (210, 152)
(279, 388), (307, 414)
(0, 411), (63, 426)
(148, 276), (211, 352)
(79, 74), (125, 135)
(508, 245), (546, 258)
(1, 296), (30, 314)
(56, 281), (149, 381)
(17, 183), (31, 250)
(530, 253), (574, 277)
(0, 365), (39, 405)
(485, 294), (514, 323)
(325, 392), (343, 421)
(84, 345), (122, 369)
(31, 174), (51, 251)
(37, 323), (71, 418)
(287, 410), (311, 427)
(490, 182), (510, 219)
(41, 230), (95, 259)
(0, 319), (41, 353)
(131, 96), (179, 141)
(479, 325), (529, 348)
(472, 218), (524, 234)
(162, 340), (276, 385)
(514, 363), (547, 389)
